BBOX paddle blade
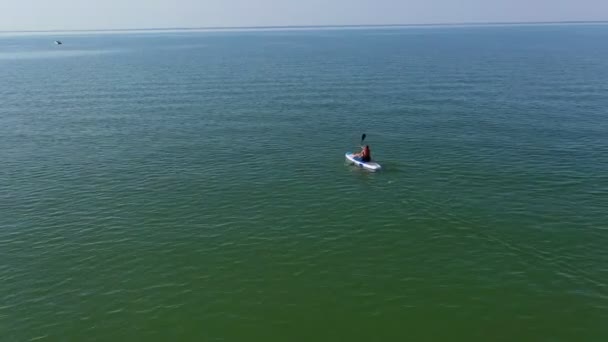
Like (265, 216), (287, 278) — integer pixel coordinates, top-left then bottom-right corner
(361, 133), (366, 143)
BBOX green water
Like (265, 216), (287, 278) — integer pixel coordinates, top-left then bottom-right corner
(1, 25), (608, 341)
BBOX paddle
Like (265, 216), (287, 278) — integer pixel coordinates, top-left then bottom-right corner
(361, 133), (366, 146)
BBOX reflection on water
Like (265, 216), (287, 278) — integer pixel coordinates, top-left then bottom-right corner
(0, 49), (124, 60)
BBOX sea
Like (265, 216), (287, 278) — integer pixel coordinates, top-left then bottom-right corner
(1, 24), (607, 341)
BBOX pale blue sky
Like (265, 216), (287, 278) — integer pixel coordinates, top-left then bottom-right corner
(1, 0), (607, 31)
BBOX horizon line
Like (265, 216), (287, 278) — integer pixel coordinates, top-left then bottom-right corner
(1, 20), (607, 34)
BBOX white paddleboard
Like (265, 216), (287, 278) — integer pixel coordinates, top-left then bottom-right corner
(345, 152), (382, 172)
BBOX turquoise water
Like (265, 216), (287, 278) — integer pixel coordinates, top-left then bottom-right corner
(1, 25), (608, 341)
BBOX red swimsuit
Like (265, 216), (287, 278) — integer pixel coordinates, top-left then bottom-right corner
(361, 146), (371, 162)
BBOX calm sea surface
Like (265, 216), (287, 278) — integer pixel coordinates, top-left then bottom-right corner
(1, 25), (608, 341)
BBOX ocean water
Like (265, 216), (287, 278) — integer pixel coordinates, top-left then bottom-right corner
(1, 24), (607, 341)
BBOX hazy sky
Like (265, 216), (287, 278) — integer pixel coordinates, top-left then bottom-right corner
(1, 0), (607, 31)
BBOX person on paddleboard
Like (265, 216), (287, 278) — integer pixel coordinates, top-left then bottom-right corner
(353, 145), (371, 162)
